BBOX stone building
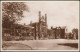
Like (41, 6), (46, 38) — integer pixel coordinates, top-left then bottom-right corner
(38, 11), (47, 39)
(30, 11), (47, 40)
(30, 11), (66, 39)
(48, 26), (65, 39)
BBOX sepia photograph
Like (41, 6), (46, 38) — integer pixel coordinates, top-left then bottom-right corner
(1, 1), (79, 51)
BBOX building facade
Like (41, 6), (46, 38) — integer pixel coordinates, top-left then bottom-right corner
(48, 27), (65, 39)
(30, 11), (48, 40)
(3, 11), (78, 41)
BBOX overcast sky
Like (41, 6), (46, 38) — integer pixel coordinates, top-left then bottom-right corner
(19, 1), (79, 32)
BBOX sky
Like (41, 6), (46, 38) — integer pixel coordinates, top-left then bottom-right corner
(19, 1), (79, 32)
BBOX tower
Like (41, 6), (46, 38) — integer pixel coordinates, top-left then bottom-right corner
(38, 11), (41, 39)
(39, 11), (41, 22)
(38, 11), (47, 39)
(45, 14), (47, 26)
(45, 13), (47, 38)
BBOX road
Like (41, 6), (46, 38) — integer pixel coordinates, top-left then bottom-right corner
(2, 39), (78, 50)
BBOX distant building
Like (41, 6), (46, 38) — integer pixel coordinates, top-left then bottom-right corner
(3, 11), (78, 41)
(65, 28), (78, 39)
(72, 28), (78, 39)
(48, 26), (65, 39)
